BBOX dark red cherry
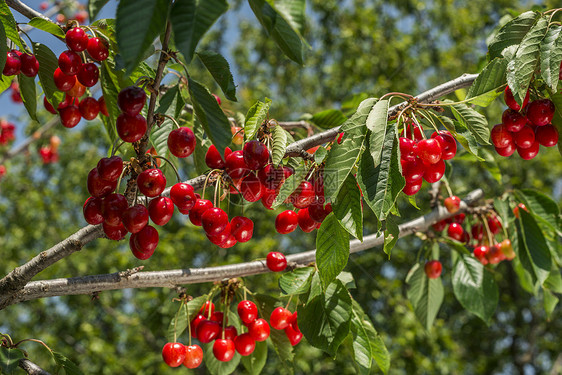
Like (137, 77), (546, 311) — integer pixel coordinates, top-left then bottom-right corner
(65, 27), (89, 52)
(431, 131), (457, 160)
(517, 140), (539, 160)
(77, 63), (99, 87)
(205, 145), (228, 169)
(83, 197), (104, 225)
(261, 188), (277, 210)
(58, 50), (81, 75)
(190, 314), (206, 339)
(130, 233), (153, 260)
(97, 156), (123, 182)
(248, 318), (270, 342)
(231, 216), (254, 243)
(240, 173), (265, 202)
(285, 325), (303, 346)
(535, 125), (559, 147)
(54, 67), (76, 91)
(98, 96), (109, 116)
(44, 96), (57, 114)
(20, 53), (39, 77)
(183, 345), (203, 369)
(447, 223), (464, 241)
(101, 193), (128, 226)
(266, 251), (287, 272)
(490, 124), (513, 148)
(226, 150), (250, 179)
(403, 177), (422, 196)
(3, 50), (21, 76)
(222, 325), (238, 341)
(237, 300), (258, 324)
(234, 333), (256, 356)
(148, 196), (174, 226)
(270, 307), (292, 330)
(137, 169), (166, 197)
(103, 221), (127, 241)
(169, 183), (196, 212)
(86, 37), (109, 61)
(162, 342), (186, 368)
(206, 223), (230, 246)
(504, 86), (529, 111)
(422, 160), (445, 183)
(474, 245), (489, 265)
(495, 142), (516, 157)
(309, 199), (332, 223)
(424, 260), (442, 279)
(117, 86), (146, 116)
(526, 99), (555, 126)
(59, 105), (81, 128)
(121, 204), (149, 233)
(134, 224), (159, 253)
(168, 127), (195, 158)
(87, 168), (117, 198)
(399, 137), (416, 161)
(415, 139), (442, 164)
(201, 207), (229, 235)
(471, 223), (484, 241)
(199, 301), (215, 316)
(79, 97), (100, 120)
(196, 319), (221, 343)
(257, 164), (284, 190)
(213, 339), (235, 362)
(502, 109), (526, 132)
(513, 125), (535, 149)
(116, 113), (147, 142)
(297, 208), (317, 233)
(487, 215), (502, 235)
(189, 199), (213, 225)
(291, 181), (315, 209)
(401, 123), (423, 140)
(243, 140), (269, 170)
(275, 210), (298, 234)
(432, 220), (447, 232)
(401, 158), (425, 183)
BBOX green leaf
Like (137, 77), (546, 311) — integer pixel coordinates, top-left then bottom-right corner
(270, 125), (287, 166)
(272, 0), (306, 35)
(351, 300), (390, 374)
(540, 24), (562, 92)
(314, 146), (328, 164)
(33, 43), (65, 108)
(0, 2), (24, 49)
(100, 61), (121, 143)
(244, 99), (270, 141)
(0, 347), (25, 375)
(406, 263), (444, 330)
(52, 351), (84, 375)
(515, 189), (561, 236)
(193, 119), (211, 174)
(310, 109), (347, 129)
(465, 57), (507, 107)
(156, 85), (179, 115)
(366, 99), (389, 166)
(196, 50), (237, 101)
(298, 279), (352, 357)
(332, 173), (363, 240)
(204, 342), (241, 375)
(188, 77), (232, 154)
(439, 116), (483, 160)
(543, 288), (559, 320)
(488, 11), (540, 59)
(0, 21), (7, 73)
(253, 294), (294, 364)
(18, 74), (37, 122)
(171, 0), (228, 63)
(89, 0), (110, 20)
(545, 268), (562, 294)
(271, 163), (306, 209)
(448, 102), (490, 145)
(28, 17), (65, 38)
(166, 296), (208, 342)
(316, 213), (350, 288)
(515, 210), (552, 286)
(241, 340), (267, 375)
(383, 215), (399, 258)
(506, 16), (548, 105)
(279, 267), (315, 295)
(0, 75), (12, 96)
(342, 92), (370, 116)
(116, 0), (169, 74)
(248, 0), (306, 65)
(452, 254), (499, 322)
(551, 93), (562, 157)
(357, 127), (405, 221)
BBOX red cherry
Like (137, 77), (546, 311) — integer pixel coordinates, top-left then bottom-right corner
(490, 124), (513, 148)
(222, 325), (238, 341)
(248, 318), (270, 341)
(199, 301), (215, 316)
(243, 140), (269, 170)
(258, 164), (287, 190)
(162, 342), (186, 368)
(183, 345), (203, 369)
(20, 53), (39, 77)
(3, 51), (21, 76)
(444, 196), (461, 213)
(471, 223), (484, 241)
(96, 156), (123, 182)
(58, 50), (81, 75)
(297, 208), (317, 233)
(526, 99), (555, 126)
(226, 150), (250, 179)
(240, 173), (265, 202)
(129, 233), (153, 258)
(116, 113), (147, 142)
(137, 169), (166, 197)
(234, 333), (256, 356)
(134, 225), (159, 253)
(79, 97), (100, 120)
(447, 223), (464, 241)
(98, 96), (109, 116)
(83, 197), (104, 225)
(308, 199), (331, 223)
(86, 37), (109, 61)
(504, 86), (529, 111)
(266, 251), (287, 272)
(513, 125), (535, 149)
(190, 314), (206, 338)
(495, 142), (516, 157)
(76, 63), (99, 87)
(237, 300), (258, 324)
(415, 138), (442, 164)
(65, 27), (89, 52)
(431, 131), (457, 160)
(219, 234), (238, 249)
(337, 132), (344, 144)
(284, 325), (303, 346)
(59, 105), (81, 128)
(196, 319), (221, 343)
(148, 196), (174, 226)
(213, 339), (235, 362)
(424, 260), (442, 279)
(68, 80), (86, 98)
(270, 307), (292, 330)
(453, 213), (466, 224)
(513, 203), (528, 218)
(44, 96), (57, 114)
(231, 216), (254, 243)
(474, 245), (489, 265)
(487, 215), (502, 235)
(432, 220), (447, 232)
(205, 145), (227, 169)
(168, 183), (196, 212)
(101, 193), (128, 226)
(118, 86), (147, 116)
(103, 221), (127, 241)
(399, 137), (416, 161)
(535, 125), (558, 147)
(275, 210), (298, 234)
(189, 199), (213, 225)
(207, 223), (231, 246)
(168, 127), (195, 158)
(516, 140), (539, 160)
(422, 160), (445, 183)
(201, 207), (229, 235)
(121, 204), (149, 233)
(487, 245), (505, 264)
(291, 181), (315, 209)
(87, 168), (117, 198)
(54, 68), (76, 91)
(401, 123), (423, 140)
(502, 109), (526, 132)
(401, 158), (425, 183)
(402, 177), (423, 196)
(261, 188), (277, 210)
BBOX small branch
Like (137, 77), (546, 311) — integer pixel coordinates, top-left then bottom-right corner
(0, 117), (59, 165)
(5, 0), (54, 23)
(19, 359), (51, 375)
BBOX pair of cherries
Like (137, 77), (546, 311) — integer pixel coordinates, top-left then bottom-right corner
(0, 120), (16, 145)
(3, 50), (39, 77)
(270, 306), (302, 346)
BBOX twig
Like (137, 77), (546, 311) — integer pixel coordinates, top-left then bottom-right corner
(18, 359), (51, 375)
(0, 117), (59, 165)
(5, 0), (54, 23)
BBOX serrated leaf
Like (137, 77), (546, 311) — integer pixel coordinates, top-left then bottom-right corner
(448, 102), (490, 145)
(383, 215), (399, 258)
(316, 213), (350, 288)
(515, 210), (552, 286)
(241, 340), (267, 375)
(272, 0), (306, 35)
(253, 294), (294, 364)
(342, 92), (370, 116)
(298, 279), (352, 357)
(244, 99), (270, 141)
(171, 0), (228, 63)
(0, 21), (6, 73)
(193, 119), (211, 174)
(156, 85), (179, 115)
(465, 57), (507, 107)
(33, 43), (65, 109)
(188, 77), (232, 153)
(197, 50), (237, 101)
(551, 93), (562, 157)
(515, 189), (561, 236)
(279, 267), (314, 295)
(0, 2), (24, 49)
(452, 254), (499, 322)
(18, 75), (37, 122)
(204, 342), (241, 375)
(0, 75), (12, 96)
(540, 24), (562, 92)
(52, 352), (84, 375)
(272, 163), (306, 208)
(406, 263), (444, 330)
(314, 146), (328, 164)
(544, 288), (559, 320)
(271, 125), (287, 166)
(439, 116), (483, 159)
(488, 11), (540, 59)
(116, 0), (169, 74)
(0, 347), (25, 375)
(332, 173), (363, 240)
(89, 0), (110, 20)
(149, 118), (174, 159)
(166, 296), (208, 342)
(310, 109), (347, 129)
(100, 61), (121, 143)
(545, 268), (562, 294)
(366, 99), (389, 166)
(28, 17), (65, 38)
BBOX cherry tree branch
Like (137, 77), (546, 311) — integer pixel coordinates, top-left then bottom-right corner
(5, 189), (483, 306)
(19, 359), (51, 375)
(5, 0), (54, 23)
(0, 117), (59, 165)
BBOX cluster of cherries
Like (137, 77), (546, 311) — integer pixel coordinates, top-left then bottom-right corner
(38, 136), (61, 165)
(0, 120), (16, 146)
(491, 87), (559, 159)
(9, 82), (23, 104)
(39, 1), (88, 24)
(399, 125), (457, 196)
(3, 49), (40, 78)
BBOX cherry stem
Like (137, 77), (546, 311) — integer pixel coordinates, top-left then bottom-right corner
(243, 287), (247, 301)
(152, 155), (181, 182)
(418, 109), (440, 133)
(214, 177), (221, 207)
(222, 291), (228, 340)
(172, 300), (183, 343)
(14, 339), (53, 354)
(480, 214), (495, 246)
(494, 212), (510, 239)
(184, 302), (192, 346)
(410, 115), (427, 140)
(83, 25), (97, 38)
(380, 92), (414, 101)
(160, 113), (181, 130)
(0, 333), (14, 347)
(115, 166), (128, 194)
(441, 176), (454, 197)
(111, 140), (126, 157)
(285, 294), (293, 310)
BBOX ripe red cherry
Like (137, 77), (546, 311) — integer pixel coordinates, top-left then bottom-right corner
(213, 339), (235, 362)
(424, 260), (442, 279)
(487, 245), (505, 264)
(237, 300), (258, 324)
(190, 314), (206, 339)
(234, 333), (256, 356)
(502, 109), (526, 132)
(526, 99), (555, 126)
(148, 196), (174, 226)
(453, 213), (466, 224)
(66, 27), (89, 52)
(270, 307), (292, 330)
(415, 138), (442, 164)
(239, 173), (264, 202)
(121, 204), (149, 233)
(291, 181), (315, 209)
(134, 224), (159, 253)
(258, 164), (286, 190)
(226, 150), (250, 179)
(83, 197), (104, 225)
(116, 113), (147, 142)
(199, 301), (215, 316)
(535, 124), (559, 147)
(401, 159), (425, 183)
(68, 78), (86, 97)
(98, 96), (109, 116)
(516, 140), (539, 160)
(402, 177), (423, 196)
(101, 193), (128, 226)
(162, 342), (186, 368)
(504, 86), (529, 111)
(447, 222), (464, 241)
(103, 221), (127, 241)
(197, 319), (221, 343)
(222, 325), (238, 341)
(44, 96), (57, 114)
(137, 169), (166, 197)
(201, 207), (229, 235)
(495, 142), (516, 157)
(167, 127), (195, 158)
(513, 125), (535, 149)
(266, 251), (287, 272)
(206, 223), (231, 246)
(309, 199), (331, 223)
(20, 53), (39, 77)
(59, 105), (81, 128)
(86, 37), (109, 61)
(444, 196), (461, 214)
(298, 208), (317, 233)
(432, 220), (447, 232)
(189, 199), (213, 225)
(401, 123), (423, 140)
(431, 131), (457, 160)
(219, 234), (237, 249)
(54, 68), (76, 91)
(78, 97), (100, 120)
(248, 318), (270, 341)
(285, 325), (303, 346)
(513, 203), (528, 218)
(205, 145), (228, 169)
(261, 188), (277, 210)
(473, 245), (489, 265)
(183, 345), (203, 369)
(422, 160), (445, 183)
(117, 86), (147, 116)
(487, 215), (502, 235)
(97, 156), (123, 182)
(231, 216), (254, 242)
(87, 168), (117, 198)
(58, 50), (81, 75)
(170, 183), (196, 212)
(77, 63), (99, 87)
(490, 124), (513, 148)
(3, 50), (21, 76)
(243, 140), (269, 170)
(275, 210), (298, 234)
(471, 223), (484, 241)
(399, 137), (416, 161)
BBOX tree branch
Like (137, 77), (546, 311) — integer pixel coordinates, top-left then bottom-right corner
(5, 0), (54, 23)
(0, 117), (59, 165)
(5, 189), (483, 305)
(19, 359), (51, 375)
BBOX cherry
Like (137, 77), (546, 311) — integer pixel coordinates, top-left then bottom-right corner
(401, 123), (423, 140)
(270, 307), (292, 330)
(453, 213), (466, 224)
(167, 127), (195, 158)
(424, 260), (442, 279)
(285, 325), (303, 346)
(502, 109), (526, 132)
(399, 137), (416, 161)
(137, 169), (166, 197)
(226, 150), (250, 179)
(431, 131), (457, 160)
(59, 105), (81, 128)
(116, 113), (147, 142)
(190, 314), (206, 339)
(516, 140), (539, 160)
(148, 196), (174, 226)
(65, 27), (89, 52)
(487, 215), (502, 235)
(44, 97), (57, 114)
(58, 95), (79, 109)
(213, 339), (235, 362)
(68, 80), (86, 99)
(196, 319), (221, 343)
(53, 68), (76, 91)
(231, 126), (244, 145)
(234, 333), (256, 356)
(199, 300), (215, 316)
(162, 342), (186, 368)
(535, 125), (558, 147)
(189, 199), (213, 225)
(422, 160), (445, 183)
(101, 193), (128, 226)
(243, 140), (269, 170)
(291, 181), (315, 209)
(487, 245), (505, 264)
(183, 345), (203, 369)
(513, 125), (535, 149)
(432, 220), (447, 232)
(205, 145), (227, 169)
(513, 203), (528, 218)
(526, 99), (555, 126)
(103, 221), (127, 241)
(473, 245), (489, 265)
(231, 216), (254, 243)
(275, 210), (298, 234)
(504, 86), (529, 111)
(201, 207), (229, 235)
(261, 188), (278, 210)
(97, 156), (123, 182)
(248, 318), (270, 341)
(220, 234), (238, 249)
(258, 164), (287, 190)
(20, 53), (39, 77)
(490, 124), (513, 148)
(83, 197), (104, 225)
(77, 63), (99, 87)
(495, 142), (516, 157)
(76, 97), (100, 121)
(98, 96), (109, 116)
(213, 93), (222, 105)
(122, 204), (149, 233)
(170, 183), (196, 212)
(207, 223), (231, 246)
(240, 173), (265, 202)
(401, 159), (425, 183)
(58, 50), (81, 75)
(87, 167), (117, 198)
(415, 138), (442, 164)
(134, 225), (159, 253)
(3, 51), (21, 76)
(210, 311), (225, 324)
(471, 223), (484, 241)
(117, 86), (147, 116)
(499, 239), (516, 260)
(447, 222), (464, 241)
(266, 251), (287, 272)
(443, 196), (461, 214)
(86, 37), (109, 61)
(237, 300), (258, 324)
(289, 311), (299, 331)
(403, 177), (423, 196)
(309, 199), (331, 223)
(297, 208), (317, 233)
(222, 325), (238, 341)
